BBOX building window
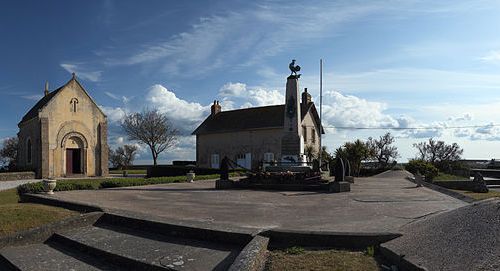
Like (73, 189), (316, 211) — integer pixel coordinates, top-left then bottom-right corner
(211, 154), (220, 169)
(264, 152), (274, 162)
(302, 126), (307, 141)
(311, 128), (316, 143)
(26, 139), (32, 164)
(70, 98), (79, 112)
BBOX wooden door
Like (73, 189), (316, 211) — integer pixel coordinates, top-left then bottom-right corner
(66, 149), (73, 175)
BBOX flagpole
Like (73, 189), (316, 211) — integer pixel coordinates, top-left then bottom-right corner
(319, 59), (323, 170)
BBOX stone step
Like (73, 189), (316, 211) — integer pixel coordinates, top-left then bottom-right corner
(0, 243), (118, 271)
(54, 223), (240, 271)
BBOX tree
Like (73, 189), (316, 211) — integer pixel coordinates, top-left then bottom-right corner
(367, 132), (399, 168)
(109, 148), (124, 169)
(119, 144), (138, 170)
(0, 137), (18, 170)
(335, 139), (371, 176)
(121, 109), (178, 166)
(413, 138), (463, 172)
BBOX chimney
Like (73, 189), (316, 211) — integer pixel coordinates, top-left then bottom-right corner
(302, 88), (311, 105)
(44, 82), (49, 96)
(211, 100), (221, 116)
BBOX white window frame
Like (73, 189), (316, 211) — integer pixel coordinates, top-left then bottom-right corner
(211, 154), (220, 169)
(264, 152), (274, 162)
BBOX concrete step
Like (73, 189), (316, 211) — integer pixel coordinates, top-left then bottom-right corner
(55, 223), (240, 271)
(0, 243), (118, 271)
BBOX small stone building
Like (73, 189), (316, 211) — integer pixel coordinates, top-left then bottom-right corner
(192, 76), (324, 170)
(17, 74), (108, 178)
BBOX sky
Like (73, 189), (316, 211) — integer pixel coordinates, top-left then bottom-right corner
(1, 0), (500, 164)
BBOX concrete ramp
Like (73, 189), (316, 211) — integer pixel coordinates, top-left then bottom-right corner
(381, 198), (500, 271)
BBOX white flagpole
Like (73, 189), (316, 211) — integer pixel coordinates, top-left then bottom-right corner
(319, 59), (323, 170)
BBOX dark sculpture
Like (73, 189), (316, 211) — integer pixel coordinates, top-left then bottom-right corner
(334, 157), (345, 182)
(344, 159), (351, 177)
(289, 59), (301, 77)
(220, 156), (229, 180)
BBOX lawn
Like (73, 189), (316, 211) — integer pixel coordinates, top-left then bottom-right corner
(452, 189), (500, 201)
(109, 169), (147, 174)
(0, 189), (77, 237)
(434, 173), (469, 181)
(265, 248), (379, 271)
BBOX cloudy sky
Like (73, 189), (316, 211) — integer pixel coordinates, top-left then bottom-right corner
(1, 0), (500, 163)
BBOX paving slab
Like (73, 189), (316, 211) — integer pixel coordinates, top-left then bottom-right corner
(0, 179), (40, 191)
(48, 171), (467, 233)
(0, 243), (117, 270)
(58, 223), (239, 270)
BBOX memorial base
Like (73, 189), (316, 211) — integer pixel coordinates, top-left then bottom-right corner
(329, 181), (351, 193)
(215, 179), (234, 190)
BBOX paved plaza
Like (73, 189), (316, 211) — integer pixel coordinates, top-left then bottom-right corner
(49, 171), (467, 233)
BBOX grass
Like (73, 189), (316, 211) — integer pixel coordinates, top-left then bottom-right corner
(0, 189), (78, 237)
(452, 189), (500, 201)
(109, 169), (147, 174)
(434, 173), (469, 181)
(265, 248), (379, 271)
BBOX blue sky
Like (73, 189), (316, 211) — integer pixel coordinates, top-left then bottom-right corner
(2, 0), (500, 163)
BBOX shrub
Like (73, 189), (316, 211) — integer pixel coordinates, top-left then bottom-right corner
(405, 159), (439, 181)
(285, 246), (305, 255)
(17, 173), (226, 195)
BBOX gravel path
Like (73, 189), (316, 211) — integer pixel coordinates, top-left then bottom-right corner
(0, 179), (41, 191)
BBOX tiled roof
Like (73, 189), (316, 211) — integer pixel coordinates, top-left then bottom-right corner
(19, 85), (64, 124)
(192, 105), (285, 135)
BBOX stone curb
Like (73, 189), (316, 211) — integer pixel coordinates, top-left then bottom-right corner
(20, 193), (105, 213)
(98, 212), (255, 246)
(48, 233), (166, 271)
(379, 245), (428, 271)
(406, 178), (476, 203)
(260, 229), (401, 250)
(0, 212), (103, 249)
(228, 235), (270, 271)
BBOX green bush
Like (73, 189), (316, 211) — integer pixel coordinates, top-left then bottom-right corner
(405, 159), (439, 181)
(17, 173), (226, 194)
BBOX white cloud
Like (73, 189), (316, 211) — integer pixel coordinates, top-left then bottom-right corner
(218, 82), (284, 108)
(480, 50), (500, 63)
(219, 82), (247, 97)
(60, 63), (102, 82)
(100, 106), (126, 123)
(146, 84), (209, 133)
(21, 94), (43, 101)
(321, 90), (398, 128)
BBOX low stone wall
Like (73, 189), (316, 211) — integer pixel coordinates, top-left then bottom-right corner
(433, 180), (477, 191)
(0, 171), (35, 181)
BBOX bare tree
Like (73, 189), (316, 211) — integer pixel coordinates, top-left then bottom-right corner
(109, 144), (138, 169)
(413, 138), (463, 171)
(118, 144), (138, 170)
(0, 137), (18, 170)
(121, 109), (178, 166)
(109, 148), (124, 169)
(367, 132), (399, 168)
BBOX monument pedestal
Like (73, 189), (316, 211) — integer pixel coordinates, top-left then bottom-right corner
(215, 179), (234, 190)
(329, 181), (351, 193)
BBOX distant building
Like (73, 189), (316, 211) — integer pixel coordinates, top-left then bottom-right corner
(17, 74), (108, 178)
(192, 77), (324, 170)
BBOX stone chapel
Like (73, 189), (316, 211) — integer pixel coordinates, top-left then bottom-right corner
(17, 74), (108, 178)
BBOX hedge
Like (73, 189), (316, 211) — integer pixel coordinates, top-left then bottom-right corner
(16, 173), (234, 195)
